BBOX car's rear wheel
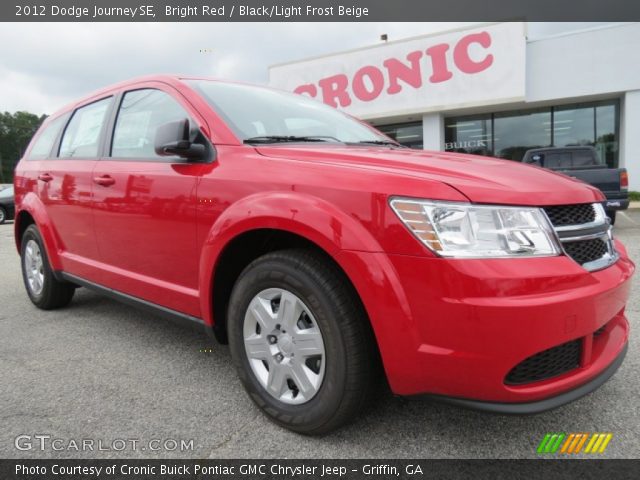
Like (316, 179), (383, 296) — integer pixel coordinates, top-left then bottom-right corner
(21, 225), (75, 309)
(0, 206), (7, 225)
(227, 249), (378, 434)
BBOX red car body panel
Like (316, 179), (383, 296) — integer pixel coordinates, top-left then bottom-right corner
(13, 75), (634, 406)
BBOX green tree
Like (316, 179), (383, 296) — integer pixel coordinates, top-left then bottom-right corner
(0, 111), (47, 184)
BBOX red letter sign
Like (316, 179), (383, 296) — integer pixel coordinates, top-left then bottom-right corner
(318, 74), (352, 107)
(352, 66), (385, 102)
(425, 43), (453, 83)
(453, 31), (494, 74)
(383, 51), (423, 94)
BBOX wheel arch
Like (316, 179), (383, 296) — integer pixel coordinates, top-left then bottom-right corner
(199, 192), (385, 341)
(14, 193), (63, 270)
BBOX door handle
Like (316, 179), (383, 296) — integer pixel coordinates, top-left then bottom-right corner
(38, 173), (53, 182)
(93, 175), (115, 187)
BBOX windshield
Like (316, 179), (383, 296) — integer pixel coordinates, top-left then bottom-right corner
(187, 80), (393, 145)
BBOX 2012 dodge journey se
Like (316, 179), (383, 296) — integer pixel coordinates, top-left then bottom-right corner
(14, 75), (633, 434)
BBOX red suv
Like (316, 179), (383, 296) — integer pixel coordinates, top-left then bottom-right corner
(14, 76), (633, 434)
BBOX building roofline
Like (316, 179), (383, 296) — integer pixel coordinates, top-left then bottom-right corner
(523, 22), (631, 43)
(268, 21), (509, 70)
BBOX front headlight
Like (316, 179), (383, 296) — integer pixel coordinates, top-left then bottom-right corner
(389, 198), (561, 258)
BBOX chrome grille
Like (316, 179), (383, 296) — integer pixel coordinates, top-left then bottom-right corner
(563, 238), (609, 265)
(543, 203), (617, 271)
(544, 204), (596, 227)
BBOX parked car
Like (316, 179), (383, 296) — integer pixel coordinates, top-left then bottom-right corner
(13, 76), (633, 434)
(0, 185), (15, 224)
(522, 146), (629, 224)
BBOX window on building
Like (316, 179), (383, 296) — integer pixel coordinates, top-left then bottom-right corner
(596, 104), (618, 168)
(376, 122), (423, 149)
(444, 115), (492, 156)
(494, 108), (551, 161)
(444, 100), (619, 167)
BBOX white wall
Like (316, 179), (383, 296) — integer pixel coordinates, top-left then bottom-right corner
(526, 24), (640, 103)
(621, 90), (640, 191)
(422, 113), (443, 151)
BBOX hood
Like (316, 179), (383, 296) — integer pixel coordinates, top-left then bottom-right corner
(255, 145), (604, 206)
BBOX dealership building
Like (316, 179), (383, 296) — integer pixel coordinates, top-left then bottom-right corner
(270, 22), (640, 190)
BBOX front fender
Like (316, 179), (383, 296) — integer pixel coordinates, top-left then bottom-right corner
(15, 193), (63, 270)
(198, 191), (384, 327)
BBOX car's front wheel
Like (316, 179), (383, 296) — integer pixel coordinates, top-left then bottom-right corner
(20, 224), (75, 309)
(0, 206), (7, 225)
(227, 249), (378, 434)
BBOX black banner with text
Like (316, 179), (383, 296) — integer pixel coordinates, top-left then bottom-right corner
(1, 459), (639, 480)
(3, 0), (640, 22)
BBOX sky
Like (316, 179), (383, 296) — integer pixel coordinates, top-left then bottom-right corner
(0, 22), (611, 115)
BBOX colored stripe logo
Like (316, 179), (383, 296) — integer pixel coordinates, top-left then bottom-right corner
(537, 433), (613, 454)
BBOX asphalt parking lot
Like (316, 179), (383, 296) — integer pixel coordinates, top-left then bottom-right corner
(1, 212), (638, 459)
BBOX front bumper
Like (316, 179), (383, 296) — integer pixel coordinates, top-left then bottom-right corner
(339, 240), (634, 406)
(428, 342), (627, 414)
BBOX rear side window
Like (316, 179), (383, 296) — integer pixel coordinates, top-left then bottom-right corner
(544, 152), (571, 168)
(573, 150), (598, 166)
(59, 97), (112, 158)
(111, 89), (190, 159)
(28, 115), (67, 159)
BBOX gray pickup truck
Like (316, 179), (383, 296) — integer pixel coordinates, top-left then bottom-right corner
(523, 146), (629, 224)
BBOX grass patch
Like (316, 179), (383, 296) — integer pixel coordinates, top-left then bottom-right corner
(629, 191), (640, 202)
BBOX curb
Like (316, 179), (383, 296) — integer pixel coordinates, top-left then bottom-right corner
(629, 201), (640, 209)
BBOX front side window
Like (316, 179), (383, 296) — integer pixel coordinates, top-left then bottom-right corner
(28, 115), (67, 159)
(188, 80), (390, 144)
(111, 89), (191, 158)
(59, 98), (112, 158)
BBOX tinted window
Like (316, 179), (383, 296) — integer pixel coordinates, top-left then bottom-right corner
(553, 105), (594, 148)
(544, 152), (571, 168)
(572, 150), (598, 167)
(111, 89), (190, 158)
(494, 109), (551, 161)
(59, 98), (112, 158)
(596, 104), (617, 168)
(443, 100), (619, 167)
(444, 115), (492, 156)
(28, 115), (67, 159)
(378, 122), (423, 149)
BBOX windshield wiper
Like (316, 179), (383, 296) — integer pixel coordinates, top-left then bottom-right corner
(243, 135), (340, 144)
(354, 140), (403, 147)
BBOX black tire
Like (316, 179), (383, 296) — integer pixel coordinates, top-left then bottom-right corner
(606, 211), (617, 226)
(227, 249), (379, 435)
(20, 224), (75, 309)
(0, 206), (6, 225)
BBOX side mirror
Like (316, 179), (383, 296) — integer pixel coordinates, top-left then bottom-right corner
(154, 118), (206, 160)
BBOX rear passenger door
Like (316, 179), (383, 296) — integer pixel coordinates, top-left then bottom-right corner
(38, 97), (113, 275)
(91, 86), (206, 317)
